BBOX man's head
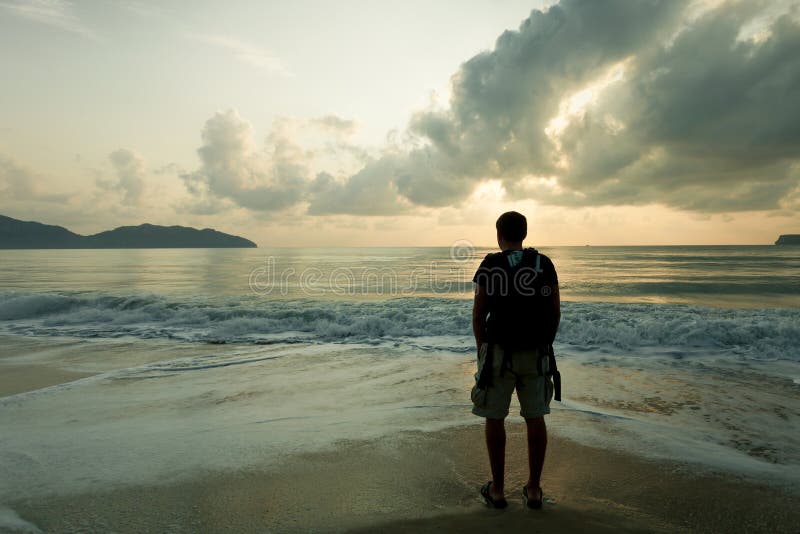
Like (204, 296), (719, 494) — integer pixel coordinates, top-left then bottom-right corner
(496, 211), (527, 249)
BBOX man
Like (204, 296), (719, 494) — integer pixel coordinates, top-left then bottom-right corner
(471, 211), (560, 509)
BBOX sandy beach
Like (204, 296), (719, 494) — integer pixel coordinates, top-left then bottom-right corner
(6, 422), (798, 533)
(2, 356), (797, 533)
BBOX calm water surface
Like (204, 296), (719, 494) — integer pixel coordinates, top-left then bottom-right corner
(1, 245), (798, 307)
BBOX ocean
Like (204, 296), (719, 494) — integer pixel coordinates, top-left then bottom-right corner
(1, 245), (799, 505)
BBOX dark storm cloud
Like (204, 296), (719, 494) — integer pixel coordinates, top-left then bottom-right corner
(184, 0), (800, 215)
(395, 0), (689, 206)
(537, 2), (800, 212)
(306, 0), (690, 213)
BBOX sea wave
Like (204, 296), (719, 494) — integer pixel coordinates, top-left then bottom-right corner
(0, 291), (798, 361)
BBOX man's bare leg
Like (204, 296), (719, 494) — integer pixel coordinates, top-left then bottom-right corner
(485, 417), (506, 500)
(525, 416), (547, 499)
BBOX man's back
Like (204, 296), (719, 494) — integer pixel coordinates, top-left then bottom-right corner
(473, 247), (559, 349)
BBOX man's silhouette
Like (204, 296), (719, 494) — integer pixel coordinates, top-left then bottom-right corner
(471, 211), (560, 509)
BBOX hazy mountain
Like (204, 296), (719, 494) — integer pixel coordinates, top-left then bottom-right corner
(0, 215), (256, 249)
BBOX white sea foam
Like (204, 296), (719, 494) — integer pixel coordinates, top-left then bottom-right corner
(1, 291), (798, 363)
(1, 337), (798, 504)
(0, 340), (478, 501)
(551, 368), (800, 483)
(0, 506), (41, 533)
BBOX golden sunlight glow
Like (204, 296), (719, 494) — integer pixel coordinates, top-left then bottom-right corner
(470, 179), (507, 202)
(544, 59), (629, 141)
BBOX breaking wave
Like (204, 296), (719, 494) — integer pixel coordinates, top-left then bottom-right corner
(0, 291), (798, 361)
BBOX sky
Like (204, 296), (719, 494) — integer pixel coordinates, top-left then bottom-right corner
(1, 0), (799, 247)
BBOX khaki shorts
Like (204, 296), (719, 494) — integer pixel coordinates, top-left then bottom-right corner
(471, 343), (553, 419)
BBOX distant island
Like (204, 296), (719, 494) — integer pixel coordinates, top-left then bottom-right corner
(0, 214), (257, 249)
(775, 234), (800, 245)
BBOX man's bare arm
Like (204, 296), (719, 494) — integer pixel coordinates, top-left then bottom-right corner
(472, 284), (489, 351)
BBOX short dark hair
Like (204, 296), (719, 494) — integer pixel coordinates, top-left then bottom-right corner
(496, 211), (527, 242)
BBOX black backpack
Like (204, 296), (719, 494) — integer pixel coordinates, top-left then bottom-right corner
(484, 248), (555, 349)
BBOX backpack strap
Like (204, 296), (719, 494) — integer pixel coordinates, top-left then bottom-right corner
(500, 346), (513, 377)
(476, 343), (495, 390)
(548, 345), (562, 402)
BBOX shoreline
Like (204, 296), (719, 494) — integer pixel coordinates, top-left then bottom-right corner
(2, 334), (798, 532)
(7, 424), (798, 533)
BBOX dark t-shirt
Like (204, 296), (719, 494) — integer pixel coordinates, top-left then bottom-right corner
(472, 248), (558, 348)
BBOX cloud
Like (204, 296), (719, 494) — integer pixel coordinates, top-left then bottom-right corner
(310, 0), (800, 215)
(194, 34), (289, 75)
(308, 159), (410, 216)
(181, 111), (377, 215)
(0, 155), (71, 203)
(311, 115), (358, 136)
(184, 0), (800, 217)
(533, 1), (800, 212)
(107, 148), (146, 205)
(0, 0), (96, 39)
(181, 110), (308, 214)
(305, 0), (690, 214)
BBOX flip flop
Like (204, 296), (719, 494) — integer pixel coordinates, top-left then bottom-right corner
(522, 485), (543, 509)
(480, 481), (508, 509)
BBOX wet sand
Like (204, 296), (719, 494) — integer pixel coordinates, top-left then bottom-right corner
(0, 337), (95, 397)
(0, 335), (232, 398)
(7, 423), (798, 533)
(0, 364), (93, 397)
(2, 337), (797, 532)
